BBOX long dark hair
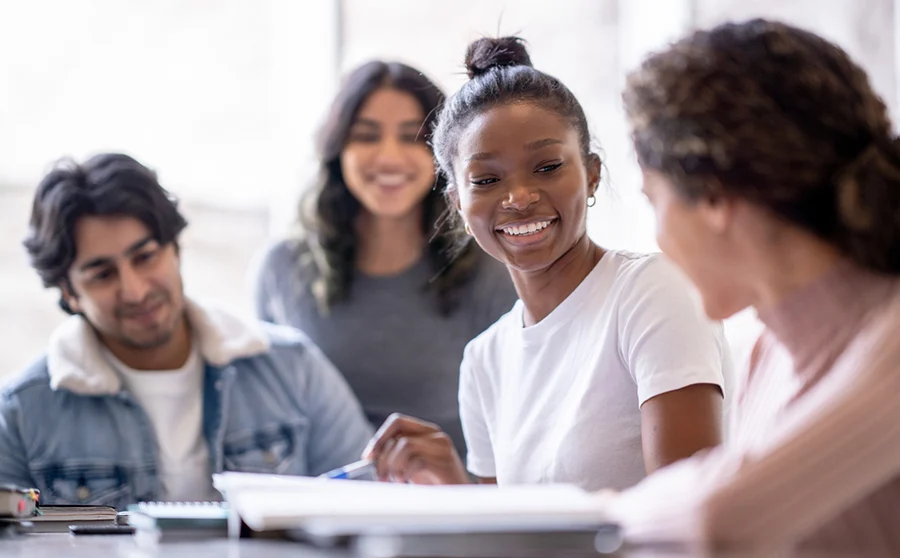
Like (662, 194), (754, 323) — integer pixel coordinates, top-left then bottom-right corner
(298, 61), (479, 315)
(623, 19), (900, 274)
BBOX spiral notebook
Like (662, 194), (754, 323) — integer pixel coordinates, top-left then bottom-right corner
(126, 501), (229, 542)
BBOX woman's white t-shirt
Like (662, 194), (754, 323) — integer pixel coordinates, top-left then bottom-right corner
(459, 251), (732, 491)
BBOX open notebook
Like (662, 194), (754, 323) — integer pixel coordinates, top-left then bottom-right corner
(213, 472), (616, 537)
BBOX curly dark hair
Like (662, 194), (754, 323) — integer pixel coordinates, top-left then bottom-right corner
(299, 61), (479, 315)
(623, 19), (900, 274)
(23, 153), (188, 314)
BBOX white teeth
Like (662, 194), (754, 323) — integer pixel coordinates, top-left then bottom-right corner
(501, 220), (553, 236)
(374, 173), (407, 187)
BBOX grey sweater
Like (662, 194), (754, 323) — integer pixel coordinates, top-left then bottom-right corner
(252, 239), (518, 456)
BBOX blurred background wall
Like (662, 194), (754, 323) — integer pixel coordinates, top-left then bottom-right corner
(1, 0), (897, 380)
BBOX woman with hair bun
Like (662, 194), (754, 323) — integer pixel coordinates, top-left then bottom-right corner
(610, 19), (900, 553)
(363, 37), (732, 491)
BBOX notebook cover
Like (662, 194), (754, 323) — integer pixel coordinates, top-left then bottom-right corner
(127, 502), (229, 531)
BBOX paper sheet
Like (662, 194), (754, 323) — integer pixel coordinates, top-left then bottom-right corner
(214, 472), (612, 534)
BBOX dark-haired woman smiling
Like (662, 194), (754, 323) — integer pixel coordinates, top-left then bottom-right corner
(253, 62), (516, 456)
(363, 38), (733, 491)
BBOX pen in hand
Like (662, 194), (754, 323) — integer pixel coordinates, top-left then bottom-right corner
(319, 459), (376, 481)
(361, 413), (471, 485)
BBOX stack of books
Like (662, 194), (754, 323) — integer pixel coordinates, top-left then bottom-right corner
(27, 504), (119, 533)
(0, 484), (118, 535)
(0, 485), (39, 519)
(0, 485), (40, 536)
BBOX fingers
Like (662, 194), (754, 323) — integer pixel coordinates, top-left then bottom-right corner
(362, 413), (441, 460)
(373, 437), (397, 481)
(379, 432), (457, 484)
(361, 414), (468, 485)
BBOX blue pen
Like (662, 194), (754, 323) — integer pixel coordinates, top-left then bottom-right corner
(320, 459), (376, 480)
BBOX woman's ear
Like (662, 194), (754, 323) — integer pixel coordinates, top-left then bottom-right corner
(698, 194), (734, 236)
(586, 153), (602, 197)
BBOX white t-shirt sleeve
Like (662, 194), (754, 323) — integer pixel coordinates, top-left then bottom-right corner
(458, 340), (496, 478)
(618, 255), (728, 406)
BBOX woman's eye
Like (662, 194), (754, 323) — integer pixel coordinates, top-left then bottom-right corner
(536, 162), (563, 173)
(470, 177), (500, 187)
(400, 133), (424, 144)
(349, 133), (380, 143)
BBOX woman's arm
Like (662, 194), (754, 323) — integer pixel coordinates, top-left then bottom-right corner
(640, 383), (723, 472)
(619, 256), (730, 473)
(249, 241), (293, 323)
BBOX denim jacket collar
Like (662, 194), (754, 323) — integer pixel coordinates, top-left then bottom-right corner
(47, 298), (270, 395)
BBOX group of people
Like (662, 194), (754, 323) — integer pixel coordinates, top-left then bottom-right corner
(1, 18), (899, 553)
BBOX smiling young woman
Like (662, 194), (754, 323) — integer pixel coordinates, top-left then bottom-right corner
(361, 38), (734, 492)
(252, 61), (517, 456)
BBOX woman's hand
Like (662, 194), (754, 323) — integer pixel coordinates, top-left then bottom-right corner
(362, 413), (471, 485)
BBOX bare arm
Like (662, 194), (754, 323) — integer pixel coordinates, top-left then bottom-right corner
(640, 383), (723, 473)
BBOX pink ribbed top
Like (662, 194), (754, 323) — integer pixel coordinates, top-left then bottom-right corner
(612, 260), (900, 554)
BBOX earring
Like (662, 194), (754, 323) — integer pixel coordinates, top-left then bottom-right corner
(464, 222), (473, 235)
(587, 195), (596, 208)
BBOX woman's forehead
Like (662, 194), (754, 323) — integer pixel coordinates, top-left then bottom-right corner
(356, 88), (424, 121)
(457, 104), (578, 158)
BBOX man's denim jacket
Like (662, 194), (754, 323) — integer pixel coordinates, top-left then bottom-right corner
(0, 300), (373, 509)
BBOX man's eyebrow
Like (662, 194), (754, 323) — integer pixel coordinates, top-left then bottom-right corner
(77, 237), (154, 272)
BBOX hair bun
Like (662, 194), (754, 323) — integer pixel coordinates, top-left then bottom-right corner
(832, 136), (900, 273)
(464, 36), (532, 79)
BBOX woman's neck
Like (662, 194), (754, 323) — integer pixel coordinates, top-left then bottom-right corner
(355, 208), (426, 276)
(510, 234), (604, 326)
(749, 230), (844, 315)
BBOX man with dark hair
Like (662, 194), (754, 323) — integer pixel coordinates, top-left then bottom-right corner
(0, 153), (372, 508)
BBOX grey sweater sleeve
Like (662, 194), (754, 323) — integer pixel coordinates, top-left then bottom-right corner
(251, 240), (300, 325)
